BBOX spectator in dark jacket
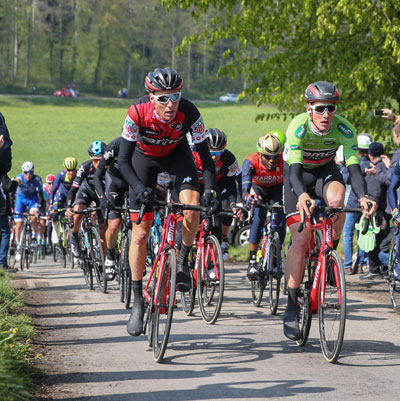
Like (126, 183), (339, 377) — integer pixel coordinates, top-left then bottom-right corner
(0, 175), (18, 269)
(0, 113), (12, 177)
(339, 134), (372, 274)
(360, 142), (390, 279)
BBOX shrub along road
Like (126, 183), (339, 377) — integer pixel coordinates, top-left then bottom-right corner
(11, 258), (400, 401)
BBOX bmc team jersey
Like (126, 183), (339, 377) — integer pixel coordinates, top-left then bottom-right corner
(192, 149), (241, 184)
(242, 152), (284, 190)
(121, 96), (207, 157)
(284, 112), (359, 169)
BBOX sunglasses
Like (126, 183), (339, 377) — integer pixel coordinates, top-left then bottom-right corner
(46, 182), (53, 185)
(151, 92), (181, 104)
(210, 150), (224, 157)
(309, 104), (337, 114)
(24, 171), (34, 175)
(66, 169), (76, 172)
(261, 154), (279, 160)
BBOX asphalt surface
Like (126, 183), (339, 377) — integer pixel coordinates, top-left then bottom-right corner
(11, 257), (400, 401)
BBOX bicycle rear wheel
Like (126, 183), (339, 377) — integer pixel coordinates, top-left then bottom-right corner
(319, 250), (346, 363)
(91, 227), (106, 292)
(82, 258), (94, 290)
(180, 246), (196, 316)
(153, 248), (177, 363)
(387, 238), (400, 313)
(268, 232), (281, 315)
(250, 262), (266, 307)
(122, 230), (132, 308)
(197, 235), (225, 324)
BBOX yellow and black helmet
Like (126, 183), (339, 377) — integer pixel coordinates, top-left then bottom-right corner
(256, 134), (282, 156)
(64, 157), (78, 170)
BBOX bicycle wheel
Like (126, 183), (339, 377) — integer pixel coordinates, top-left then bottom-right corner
(180, 246), (196, 316)
(197, 234), (225, 324)
(66, 226), (74, 268)
(268, 232), (281, 315)
(90, 227), (106, 292)
(153, 248), (177, 363)
(123, 230), (132, 308)
(25, 230), (32, 270)
(79, 232), (94, 290)
(318, 250), (346, 363)
(296, 266), (312, 347)
(387, 238), (400, 313)
(19, 227), (26, 271)
(7, 230), (17, 269)
(250, 259), (266, 307)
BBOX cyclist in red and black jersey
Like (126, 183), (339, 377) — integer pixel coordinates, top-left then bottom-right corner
(192, 128), (242, 259)
(118, 67), (217, 337)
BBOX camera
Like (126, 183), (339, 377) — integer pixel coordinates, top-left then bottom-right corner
(374, 109), (384, 116)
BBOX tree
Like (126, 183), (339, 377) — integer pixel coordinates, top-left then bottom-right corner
(161, 0), (400, 144)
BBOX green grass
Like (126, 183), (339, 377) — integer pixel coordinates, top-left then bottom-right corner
(0, 95), (288, 180)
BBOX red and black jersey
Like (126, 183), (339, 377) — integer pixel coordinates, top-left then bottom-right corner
(192, 149), (241, 184)
(121, 96), (207, 157)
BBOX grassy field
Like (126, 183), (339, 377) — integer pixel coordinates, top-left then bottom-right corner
(0, 95), (289, 179)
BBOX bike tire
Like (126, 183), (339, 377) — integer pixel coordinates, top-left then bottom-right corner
(296, 268), (312, 347)
(91, 227), (106, 292)
(387, 238), (400, 313)
(25, 230), (32, 270)
(123, 230), (132, 308)
(197, 234), (225, 324)
(268, 233), (281, 315)
(79, 231), (94, 290)
(180, 246), (196, 316)
(7, 230), (17, 269)
(153, 248), (177, 363)
(19, 227), (26, 271)
(66, 226), (75, 269)
(318, 250), (346, 363)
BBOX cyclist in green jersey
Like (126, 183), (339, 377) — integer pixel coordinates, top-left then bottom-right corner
(283, 81), (377, 341)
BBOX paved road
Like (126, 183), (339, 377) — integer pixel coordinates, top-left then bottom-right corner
(12, 258), (400, 401)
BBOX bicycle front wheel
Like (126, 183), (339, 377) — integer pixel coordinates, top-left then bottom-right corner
(180, 246), (196, 316)
(319, 250), (346, 363)
(387, 238), (400, 313)
(197, 235), (224, 324)
(296, 267), (312, 347)
(268, 232), (281, 315)
(90, 227), (106, 292)
(153, 248), (177, 363)
(122, 230), (132, 308)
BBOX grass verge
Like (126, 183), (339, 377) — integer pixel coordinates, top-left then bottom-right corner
(0, 270), (38, 401)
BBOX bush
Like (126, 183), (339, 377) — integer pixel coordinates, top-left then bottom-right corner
(0, 271), (37, 401)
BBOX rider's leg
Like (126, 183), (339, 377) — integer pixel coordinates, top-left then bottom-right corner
(104, 217), (122, 280)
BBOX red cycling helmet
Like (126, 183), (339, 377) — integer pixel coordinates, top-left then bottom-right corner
(46, 174), (56, 184)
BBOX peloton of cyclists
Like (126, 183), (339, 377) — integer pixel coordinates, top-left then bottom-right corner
(242, 132), (286, 280)
(191, 128), (242, 260)
(13, 161), (44, 260)
(66, 141), (107, 260)
(283, 81), (377, 341)
(93, 136), (129, 281)
(50, 157), (78, 245)
(118, 67), (217, 336)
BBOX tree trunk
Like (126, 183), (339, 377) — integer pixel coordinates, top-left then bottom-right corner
(94, 27), (103, 87)
(11, 0), (17, 83)
(25, 0), (37, 88)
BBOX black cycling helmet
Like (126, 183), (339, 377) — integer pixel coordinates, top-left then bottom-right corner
(88, 141), (106, 158)
(206, 128), (227, 150)
(304, 81), (340, 104)
(144, 67), (183, 93)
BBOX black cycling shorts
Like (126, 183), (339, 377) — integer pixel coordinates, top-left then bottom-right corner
(283, 160), (344, 225)
(105, 171), (128, 220)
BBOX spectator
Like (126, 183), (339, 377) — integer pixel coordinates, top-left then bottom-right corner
(0, 112), (12, 176)
(360, 142), (390, 279)
(0, 175), (18, 269)
(339, 133), (372, 274)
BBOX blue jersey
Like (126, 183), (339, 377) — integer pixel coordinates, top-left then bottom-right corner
(16, 173), (43, 198)
(50, 170), (74, 204)
(387, 160), (400, 211)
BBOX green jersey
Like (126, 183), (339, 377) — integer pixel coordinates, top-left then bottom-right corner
(284, 112), (359, 169)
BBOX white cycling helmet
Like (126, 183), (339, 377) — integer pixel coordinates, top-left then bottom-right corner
(22, 161), (34, 172)
(357, 133), (372, 149)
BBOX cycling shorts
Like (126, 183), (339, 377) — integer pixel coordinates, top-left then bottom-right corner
(283, 160), (344, 226)
(73, 187), (104, 225)
(129, 141), (200, 221)
(105, 171), (129, 220)
(14, 195), (39, 222)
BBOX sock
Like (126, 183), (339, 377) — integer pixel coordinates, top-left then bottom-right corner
(286, 287), (299, 311)
(178, 244), (191, 266)
(249, 250), (257, 261)
(333, 239), (339, 250)
(132, 280), (143, 300)
(107, 247), (116, 259)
